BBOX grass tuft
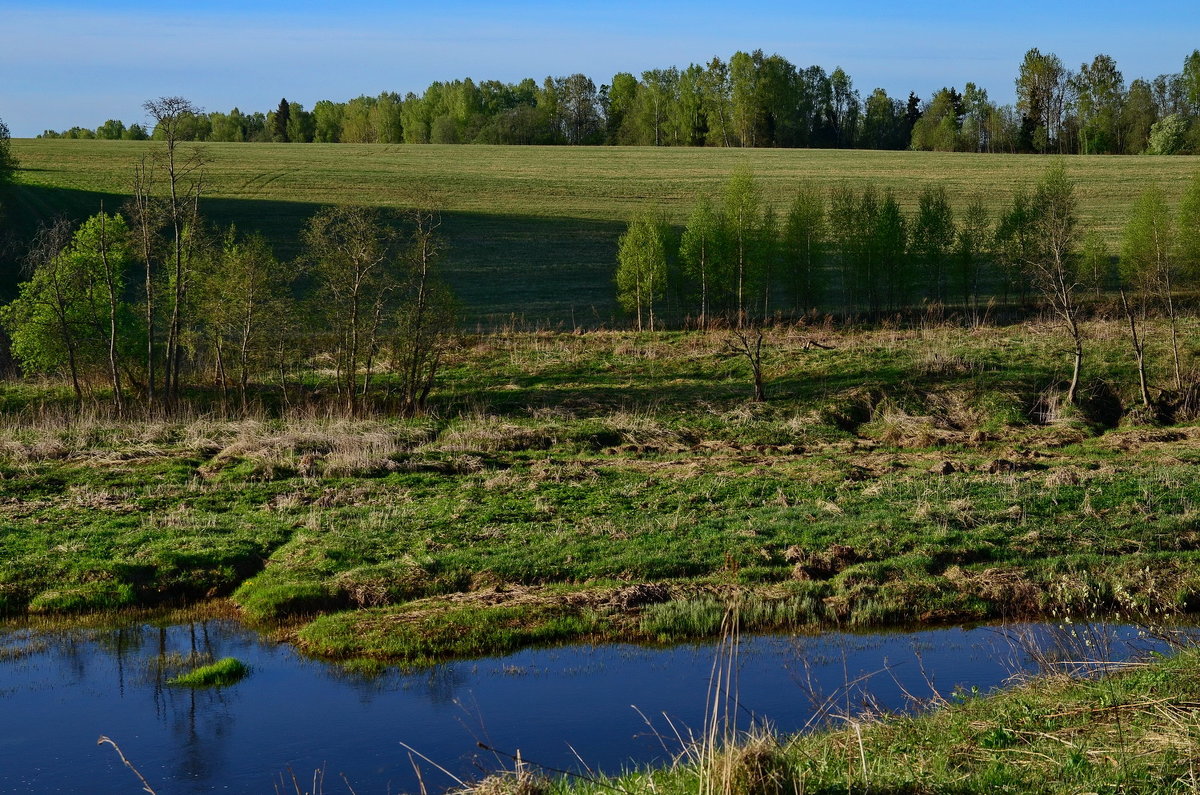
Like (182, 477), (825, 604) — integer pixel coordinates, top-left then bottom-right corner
(167, 657), (249, 687)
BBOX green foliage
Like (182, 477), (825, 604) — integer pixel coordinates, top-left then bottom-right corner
(782, 186), (826, 312)
(1147, 114), (1191, 155)
(1177, 172), (1200, 274)
(909, 88), (962, 152)
(168, 657), (249, 687)
(954, 195), (991, 315)
(0, 115), (16, 185)
(679, 196), (726, 324)
(196, 227), (296, 411)
(615, 208), (668, 330)
(872, 190), (909, 311)
(912, 185), (955, 303)
(1, 212), (139, 394)
(1121, 187), (1175, 289)
(722, 169), (766, 322)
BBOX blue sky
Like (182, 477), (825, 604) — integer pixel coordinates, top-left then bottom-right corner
(2, 0), (1198, 137)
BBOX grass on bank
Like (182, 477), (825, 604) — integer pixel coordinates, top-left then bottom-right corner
(3, 321), (1200, 661)
(531, 643), (1200, 795)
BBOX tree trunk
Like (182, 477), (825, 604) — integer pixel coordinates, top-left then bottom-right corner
(1163, 268), (1183, 391)
(214, 336), (229, 415)
(1120, 289), (1152, 409)
(133, 160), (156, 407)
(98, 211), (125, 413)
(1066, 317), (1083, 406)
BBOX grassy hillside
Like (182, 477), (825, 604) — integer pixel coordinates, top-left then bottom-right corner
(6, 141), (1200, 324)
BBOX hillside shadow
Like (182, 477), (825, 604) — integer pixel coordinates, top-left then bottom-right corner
(2, 183), (623, 325)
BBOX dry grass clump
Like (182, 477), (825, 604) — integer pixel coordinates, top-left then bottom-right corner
(597, 411), (688, 450)
(786, 544), (863, 581)
(204, 418), (437, 477)
(458, 766), (551, 795)
(331, 563), (430, 608)
(1044, 468), (1082, 488)
(702, 731), (797, 795)
(916, 349), (979, 376)
(434, 415), (559, 453)
(864, 401), (946, 448)
(943, 565), (1041, 615)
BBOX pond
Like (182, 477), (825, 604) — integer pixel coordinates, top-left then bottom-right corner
(0, 618), (1173, 794)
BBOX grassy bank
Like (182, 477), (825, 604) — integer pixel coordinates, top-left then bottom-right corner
(3, 321), (1200, 663)
(533, 640), (1200, 795)
(7, 141), (1199, 323)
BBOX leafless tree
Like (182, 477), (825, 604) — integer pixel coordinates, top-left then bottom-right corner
(141, 96), (205, 408)
(1021, 165), (1085, 405)
(724, 326), (767, 402)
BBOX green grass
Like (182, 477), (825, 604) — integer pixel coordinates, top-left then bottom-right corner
(7, 140), (1200, 323)
(298, 601), (610, 666)
(549, 645), (1200, 794)
(167, 656), (249, 687)
(2, 320), (1200, 661)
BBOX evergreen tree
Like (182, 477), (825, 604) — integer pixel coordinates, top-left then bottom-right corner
(273, 98), (291, 142)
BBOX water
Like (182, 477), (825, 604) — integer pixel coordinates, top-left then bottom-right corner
(0, 619), (1171, 794)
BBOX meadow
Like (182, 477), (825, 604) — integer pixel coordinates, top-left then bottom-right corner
(7, 141), (1200, 793)
(4, 320), (1200, 666)
(8, 140), (1200, 324)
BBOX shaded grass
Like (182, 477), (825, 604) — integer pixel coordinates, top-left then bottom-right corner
(8, 142), (1200, 324)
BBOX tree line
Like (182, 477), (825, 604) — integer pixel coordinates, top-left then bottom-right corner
(38, 49), (1200, 155)
(3, 100), (456, 416)
(617, 167), (1200, 405)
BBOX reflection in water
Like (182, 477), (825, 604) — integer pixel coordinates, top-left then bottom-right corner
(0, 619), (1181, 794)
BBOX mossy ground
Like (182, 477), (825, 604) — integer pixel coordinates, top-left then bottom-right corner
(2, 321), (1200, 663)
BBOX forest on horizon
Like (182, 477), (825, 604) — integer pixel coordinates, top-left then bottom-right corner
(37, 47), (1200, 156)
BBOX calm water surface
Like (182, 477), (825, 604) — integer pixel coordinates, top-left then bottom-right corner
(0, 619), (1167, 793)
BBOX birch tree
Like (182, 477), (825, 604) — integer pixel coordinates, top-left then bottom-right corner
(615, 209), (668, 331)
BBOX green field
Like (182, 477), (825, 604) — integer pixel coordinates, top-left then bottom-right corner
(8, 140), (1200, 324)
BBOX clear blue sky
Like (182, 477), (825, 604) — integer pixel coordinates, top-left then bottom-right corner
(2, 0), (1197, 137)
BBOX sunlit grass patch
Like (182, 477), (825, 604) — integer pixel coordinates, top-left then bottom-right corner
(167, 656), (249, 687)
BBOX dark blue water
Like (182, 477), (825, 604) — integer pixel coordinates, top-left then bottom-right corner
(0, 620), (1170, 794)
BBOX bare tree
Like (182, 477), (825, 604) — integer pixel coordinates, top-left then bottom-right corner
(302, 206), (400, 415)
(1022, 165), (1086, 405)
(724, 326), (767, 402)
(391, 205), (456, 416)
(142, 96), (205, 407)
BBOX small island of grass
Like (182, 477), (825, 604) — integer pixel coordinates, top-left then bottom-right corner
(167, 657), (249, 688)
